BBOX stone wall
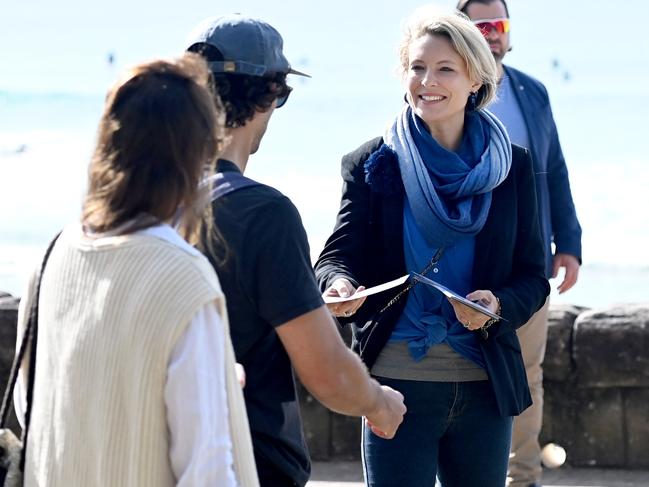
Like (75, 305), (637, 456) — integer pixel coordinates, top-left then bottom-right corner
(540, 303), (649, 469)
(1, 293), (647, 468)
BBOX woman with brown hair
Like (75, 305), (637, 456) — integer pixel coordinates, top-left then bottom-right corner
(13, 53), (257, 486)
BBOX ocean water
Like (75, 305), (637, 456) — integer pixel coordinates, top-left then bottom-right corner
(1, 82), (647, 309)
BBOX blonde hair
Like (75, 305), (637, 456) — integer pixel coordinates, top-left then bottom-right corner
(398, 5), (498, 109)
(83, 52), (227, 244)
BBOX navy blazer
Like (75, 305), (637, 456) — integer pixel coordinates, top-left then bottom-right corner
(504, 65), (582, 276)
(314, 137), (550, 417)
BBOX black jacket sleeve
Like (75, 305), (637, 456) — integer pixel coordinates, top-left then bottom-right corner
(482, 146), (551, 337)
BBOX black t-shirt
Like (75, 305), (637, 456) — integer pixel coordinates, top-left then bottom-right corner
(204, 160), (324, 486)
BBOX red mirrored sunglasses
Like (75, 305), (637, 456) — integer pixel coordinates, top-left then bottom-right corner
(473, 18), (510, 36)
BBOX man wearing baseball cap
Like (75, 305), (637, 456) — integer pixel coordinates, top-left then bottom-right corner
(186, 15), (406, 487)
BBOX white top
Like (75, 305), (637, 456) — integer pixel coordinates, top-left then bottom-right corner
(15, 223), (237, 487)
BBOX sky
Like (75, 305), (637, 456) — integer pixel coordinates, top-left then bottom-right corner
(2, 0), (649, 304)
(2, 0), (647, 95)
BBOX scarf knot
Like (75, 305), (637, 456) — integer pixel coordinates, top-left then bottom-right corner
(384, 106), (512, 248)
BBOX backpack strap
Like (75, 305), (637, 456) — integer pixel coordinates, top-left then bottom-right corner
(173, 171), (261, 228)
(206, 171), (261, 202)
(0, 232), (61, 431)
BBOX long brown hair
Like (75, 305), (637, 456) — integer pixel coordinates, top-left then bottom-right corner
(82, 52), (226, 244)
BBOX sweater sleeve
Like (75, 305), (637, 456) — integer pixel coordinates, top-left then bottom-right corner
(166, 302), (238, 487)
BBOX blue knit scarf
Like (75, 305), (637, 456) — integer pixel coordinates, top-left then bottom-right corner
(384, 106), (512, 248)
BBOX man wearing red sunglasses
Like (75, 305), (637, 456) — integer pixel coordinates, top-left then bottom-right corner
(457, 1), (582, 487)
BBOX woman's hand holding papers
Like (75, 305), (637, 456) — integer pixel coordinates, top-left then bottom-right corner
(323, 278), (367, 318)
(449, 289), (500, 330)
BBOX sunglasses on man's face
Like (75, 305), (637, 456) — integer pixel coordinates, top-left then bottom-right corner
(276, 86), (293, 109)
(473, 18), (510, 37)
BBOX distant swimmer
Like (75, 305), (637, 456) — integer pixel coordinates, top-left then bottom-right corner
(0, 144), (27, 156)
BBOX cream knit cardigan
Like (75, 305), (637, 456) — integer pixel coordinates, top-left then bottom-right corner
(17, 227), (258, 486)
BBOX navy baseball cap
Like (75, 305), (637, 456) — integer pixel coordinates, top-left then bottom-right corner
(186, 14), (310, 78)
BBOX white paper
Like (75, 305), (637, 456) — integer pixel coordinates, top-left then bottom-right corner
(410, 272), (503, 320)
(322, 274), (410, 304)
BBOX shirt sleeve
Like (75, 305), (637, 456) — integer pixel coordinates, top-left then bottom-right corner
(166, 302), (238, 487)
(14, 371), (26, 428)
(13, 266), (39, 428)
(242, 196), (324, 327)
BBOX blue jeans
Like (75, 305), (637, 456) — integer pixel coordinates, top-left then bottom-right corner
(362, 378), (513, 487)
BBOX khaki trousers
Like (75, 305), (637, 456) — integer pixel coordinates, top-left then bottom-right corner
(507, 298), (550, 487)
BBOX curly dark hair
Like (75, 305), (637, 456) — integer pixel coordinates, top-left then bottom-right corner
(187, 42), (290, 128)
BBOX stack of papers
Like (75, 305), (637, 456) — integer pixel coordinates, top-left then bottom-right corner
(323, 272), (503, 321)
